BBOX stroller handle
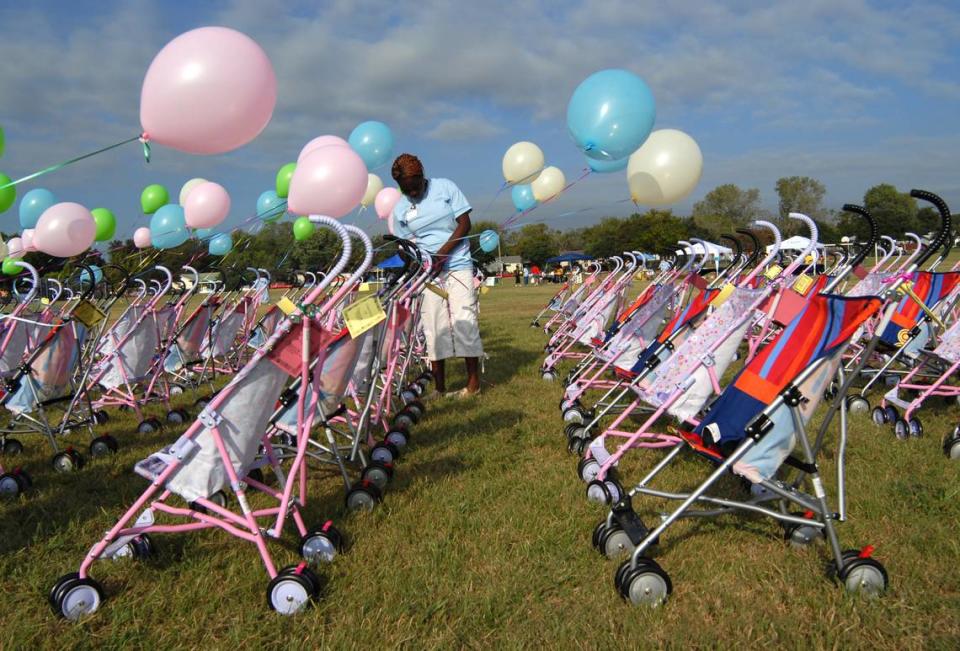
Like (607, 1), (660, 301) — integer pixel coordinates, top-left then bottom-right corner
(910, 189), (951, 268)
(736, 229), (761, 270)
(840, 204), (878, 270)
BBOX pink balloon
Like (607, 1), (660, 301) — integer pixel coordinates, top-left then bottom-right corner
(287, 146), (368, 218)
(297, 135), (349, 163)
(7, 237), (24, 259)
(21, 229), (35, 251)
(134, 227), (152, 249)
(34, 203), (96, 258)
(184, 181), (231, 228)
(375, 187), (402, 220)
(140, 27), (277, 155)
(387, 213), (397, 236)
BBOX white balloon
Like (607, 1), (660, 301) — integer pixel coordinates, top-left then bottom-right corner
(531, 166), (566, 202)
(626, 129), (703, 206)
(7, 237), (24, 259)
(502, 141), (544, 185)
(361, 173), (384, 208)
(179, 177), (207, 206)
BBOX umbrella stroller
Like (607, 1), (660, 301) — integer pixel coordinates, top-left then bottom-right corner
(49, 216), (357, 620)
(594, 290), (887, 606)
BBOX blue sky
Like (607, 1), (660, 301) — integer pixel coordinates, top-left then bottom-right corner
(1, 0), (959, 240)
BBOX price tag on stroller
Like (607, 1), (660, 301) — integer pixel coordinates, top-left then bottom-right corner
(709, 283), (735, 307)
(342, 295), (387, 339)
(276, 297), (298, 316)
(72, 300), (106, 328)
(792, 273), (815, 296)
(266, 321), (334, 377)
(764, 264), (782, 280)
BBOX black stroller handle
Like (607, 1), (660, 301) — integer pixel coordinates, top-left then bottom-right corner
(736, 229), (761, 270)
(101, 264), (133, 299)
(720, 234), (742, 263)
(909, 189), (951, 268)
(383, 234), (423, 273)
(75, 263), (99, 301)
(841, 204), (878, 270)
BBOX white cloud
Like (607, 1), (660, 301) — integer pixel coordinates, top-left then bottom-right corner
(425, 115), (505, 141)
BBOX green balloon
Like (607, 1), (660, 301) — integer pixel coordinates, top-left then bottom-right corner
(141, 184), (169, 215)
(0, 125), (5, 158)
(292, 216), (315, 241)
(91, 207), (117, 242)
(0, 173), (14, 214)
(276, 162), (296, 199)
(2, 257), (22, 276)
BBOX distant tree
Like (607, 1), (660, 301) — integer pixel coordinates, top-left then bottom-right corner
(775, 176), (828, 236)
(691, 184), (769, 237)
(510, 223), (559, 266)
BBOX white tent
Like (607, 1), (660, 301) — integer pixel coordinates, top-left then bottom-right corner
(675, 241), (734, 257)
(766, 235), (825, 253)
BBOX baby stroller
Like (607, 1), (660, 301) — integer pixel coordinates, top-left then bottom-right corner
(49, 217), (357, 620)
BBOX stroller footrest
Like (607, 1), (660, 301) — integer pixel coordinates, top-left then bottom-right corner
(134, 435), (200, 482)
(612, 496), (650, 546)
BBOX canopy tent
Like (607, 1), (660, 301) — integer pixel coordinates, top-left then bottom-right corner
(545, 252), (593, 264)
(376, 254), (405, 269)
(766, 235), (825, 253)
(675, 241), (734, 257)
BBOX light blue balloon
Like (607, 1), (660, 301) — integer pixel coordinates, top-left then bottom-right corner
(257, 189), (285, 222)
(208, 233), (233, 256)
(567, 69), (655, 162)
(478, 230), (500, 254)
(511, 184), (538, 212)
(149, 204), (189, 250)
(194, 227), (216, 240)
(19, 188), (57, 229)
(587, 156), (628, 173)
(79, 264), (103, 286)
(348, 121), (394, 170)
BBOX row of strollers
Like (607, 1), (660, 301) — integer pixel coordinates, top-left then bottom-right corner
(536, 189), (959, 607)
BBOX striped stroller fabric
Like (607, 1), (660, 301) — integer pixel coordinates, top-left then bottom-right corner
(626, 287), (720, 375)
(879, 271), (960, 347)
(695, 294), (883, 474)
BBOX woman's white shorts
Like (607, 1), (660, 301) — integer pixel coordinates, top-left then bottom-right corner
(419, 269), (484, 361)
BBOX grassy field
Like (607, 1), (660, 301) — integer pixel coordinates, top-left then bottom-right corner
(1, 282), (959, 649)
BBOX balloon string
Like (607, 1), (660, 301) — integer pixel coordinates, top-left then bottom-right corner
(500, 168), (592, 230)
(0, 134), (145, 190)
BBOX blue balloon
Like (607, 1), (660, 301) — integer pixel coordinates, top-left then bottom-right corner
(79, 264), (103, 286)
(566, 69), (656, 162)
(511, 184), (538, 212)
(194, 227), (216, 240)
(208, 233), (233, 256)
(348, 121), (394, 170)
(587, 156), (628, 173)
(257, 189), (285, 222)
(478, 230), (500, 254)
(149, 204), (189, 250)
(19, 188), (57, 229)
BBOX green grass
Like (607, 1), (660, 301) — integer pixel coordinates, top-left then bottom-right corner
(2, 284), (960, 649)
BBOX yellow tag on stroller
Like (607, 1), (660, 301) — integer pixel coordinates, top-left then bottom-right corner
(425, 283), (449, 300)
(709, 283), (735, 307)
(343, 295), (387, 339)
(276, 297), (298, 316)
(764, 265), (783, 280)
(792, 273), (814, 296)
(72, 300), (106, 328)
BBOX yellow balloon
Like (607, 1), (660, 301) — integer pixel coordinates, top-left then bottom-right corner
(179, 177), (207, 206)
(502, 141), (544, 185)
(531, 166), (566, 202)
(361, 173), (384, 207)
(626, 129), (703, 206)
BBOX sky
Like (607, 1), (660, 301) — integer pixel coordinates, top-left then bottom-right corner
(1, 0), (959, 240)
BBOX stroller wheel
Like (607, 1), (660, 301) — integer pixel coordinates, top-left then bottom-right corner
(893, 419), (909, 440)
(883, 405), (899, 424)
(113, 534), (156, 561)
(564, 423), (587, 441)
(361, 461), (394, 492)
(52, 450), (84, 473)
(846, 396), (869, 415)
(586, 479), (619, 505)
(345, 480), (382, 512)
(1, 438), (23, 456)
(601, 527), (636, 560)
(908, 417), (923, 438)
(94, 410), (110, 425)
(563, 407), (585, 425)
(578, 457), (601, 483)
(943, 433), (960, 459)
(266, 565), (319, 615)
(418, 371), (434, 382)
(169, 384), (185, 396)
(592, 520), (611, 551)
(541, 370), (556, 382)
(783, 520), (824, 549)
(405, 400), (426, 420)
(384, 429), (409, 450)
(89, 435), (119, 457)
(209, 490), (228, 508)
(822, 381), (839, 401)
(165, 410), (185, 425)
(392, 411), (416, 431)
(300, 523), (344, 564)
(137, 418), (161, 435)
(400, 389), (418, 404)
(567, 435), (588, 456)
(194, 397), (210, 409)
(50, 574), (104, 620)
(617, 558), (672, 607)
(370, 441), (400, 465)
(833, 551), (888, 598)
(0, 472), (23, 497)
(871, 407), (887, 426)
